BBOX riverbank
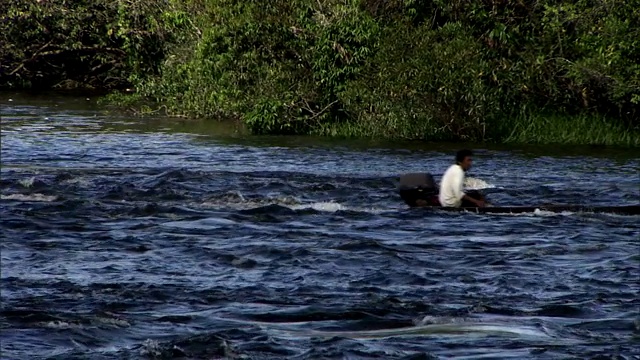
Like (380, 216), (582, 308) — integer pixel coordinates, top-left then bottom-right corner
(2, 0), (639, 146)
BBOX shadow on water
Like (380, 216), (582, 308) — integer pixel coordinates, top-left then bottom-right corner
(1, 91), (640, 359)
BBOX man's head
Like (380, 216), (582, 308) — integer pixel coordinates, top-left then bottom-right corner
(455, 149), (473, 171)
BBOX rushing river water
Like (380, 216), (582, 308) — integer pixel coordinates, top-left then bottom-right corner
(1, 93), (639, 359)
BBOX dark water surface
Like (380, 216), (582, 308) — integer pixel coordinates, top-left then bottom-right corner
(1, 93), (639, 359)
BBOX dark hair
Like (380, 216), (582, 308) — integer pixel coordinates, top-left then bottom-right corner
(456, 149), (473, 163)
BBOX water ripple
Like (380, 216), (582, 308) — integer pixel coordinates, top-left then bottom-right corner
(1, 96), (639, 359)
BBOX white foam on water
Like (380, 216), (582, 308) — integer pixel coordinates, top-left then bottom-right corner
(533, 209), (574, 217)
(198, 193), (300, 210)
(415, 315), (471, 326)
(464, 177), (496, 190)
(290, 201), (345, 212)
(469, 207), (638, 218)
(60, 176), (92, 187)
(1, 193), (58, 202)
(93, 316), (131, 328)
(198, 195), (393, 215)
(410, 315), (552, 339)
(289, 201), (394, 214)
(139, 339), (163, 357)
(18, 177), (36, 188)
(263, 320), (553, 341)
(39, 320), (81, 329)
(483, 208), (575, 217)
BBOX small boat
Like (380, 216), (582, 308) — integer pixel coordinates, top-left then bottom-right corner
(429, 204), (640, 215)
(398, 173), (640, 215)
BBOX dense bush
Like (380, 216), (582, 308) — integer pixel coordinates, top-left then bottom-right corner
(2, 0), (638, 145)
(0, 0), (189, 90)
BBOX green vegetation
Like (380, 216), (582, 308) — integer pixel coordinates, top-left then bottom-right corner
(0, 0), (192, 90)
(2, 0), (639, 146)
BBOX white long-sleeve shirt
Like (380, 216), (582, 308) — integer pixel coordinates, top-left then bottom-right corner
(439, 164), (466, 207)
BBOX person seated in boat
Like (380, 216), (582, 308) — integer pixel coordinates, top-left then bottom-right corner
(439, 149), (486, 208)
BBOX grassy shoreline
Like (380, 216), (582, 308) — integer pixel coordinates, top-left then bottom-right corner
(2, 0), (638, 147)
(309, 111), (639, 147)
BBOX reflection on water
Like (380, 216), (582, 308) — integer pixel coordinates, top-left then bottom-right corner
(1, 93), (639, 359)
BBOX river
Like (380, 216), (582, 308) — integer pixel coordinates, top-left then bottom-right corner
(1, 93), (639, 359)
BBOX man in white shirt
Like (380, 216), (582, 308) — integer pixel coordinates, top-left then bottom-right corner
(439, 149), (486, 208)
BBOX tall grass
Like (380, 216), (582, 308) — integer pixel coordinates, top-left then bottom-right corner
(314, 112), (639, 146)
(503, 114), (640, 147)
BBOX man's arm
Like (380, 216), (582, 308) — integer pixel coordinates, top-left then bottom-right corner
(462, 193), (485, 207)
(452, 168), (485, 207)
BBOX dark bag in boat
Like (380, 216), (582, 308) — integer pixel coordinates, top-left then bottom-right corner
(398, 173), (440, 207)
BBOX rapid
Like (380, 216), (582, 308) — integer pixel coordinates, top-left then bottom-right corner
(1, 94), (639, 359)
